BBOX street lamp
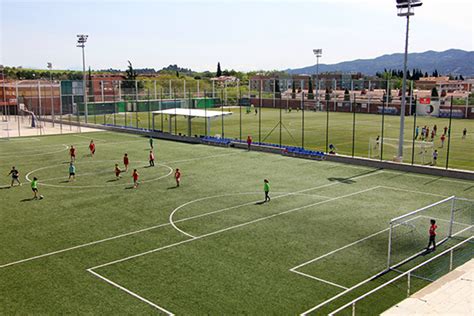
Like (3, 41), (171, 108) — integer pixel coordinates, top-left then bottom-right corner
(396, 0), (422, 162)
(77, 34), (88, 122)
(313, 49), (322, 110)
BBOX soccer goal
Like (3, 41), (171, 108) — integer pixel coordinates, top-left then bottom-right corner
(386, 196), (473, 271)
(368, 137), (434, 164)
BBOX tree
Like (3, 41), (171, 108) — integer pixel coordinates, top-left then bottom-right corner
(274, 79), (281, 98)
(176, 71), (179, 78)
(460, 75), (464, 81)
(307, 78), (314, 99)
(291, 81), (296, 99)
(325, 87), (331, 101)
(122, 61), (143, 92)
(216, 62), (222, 77)
(344, 88), (350, 101)
(431, 87), (439, 97)
(424, 72), (429, 78)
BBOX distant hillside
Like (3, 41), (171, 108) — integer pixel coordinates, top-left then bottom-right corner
(286, 49), (474, 77)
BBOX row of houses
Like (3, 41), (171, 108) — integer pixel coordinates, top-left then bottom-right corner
(249, 74), (474, 94)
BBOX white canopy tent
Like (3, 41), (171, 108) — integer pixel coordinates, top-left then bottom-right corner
(152, 108), (233, 135)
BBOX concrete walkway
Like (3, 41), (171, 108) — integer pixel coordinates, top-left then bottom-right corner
(383, 259), (473, 315)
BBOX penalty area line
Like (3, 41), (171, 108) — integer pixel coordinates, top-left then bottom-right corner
(87, 269), (175, 315)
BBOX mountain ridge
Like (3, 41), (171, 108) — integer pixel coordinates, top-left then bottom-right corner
(286, 49), (474, 77)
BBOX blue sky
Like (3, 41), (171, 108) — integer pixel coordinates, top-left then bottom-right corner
(1, 0), (472, 71)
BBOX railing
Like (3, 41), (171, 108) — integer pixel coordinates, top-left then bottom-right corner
(328, 235), (473, 315)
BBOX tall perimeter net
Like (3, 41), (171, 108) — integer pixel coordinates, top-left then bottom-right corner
(387, 196), (473, 271)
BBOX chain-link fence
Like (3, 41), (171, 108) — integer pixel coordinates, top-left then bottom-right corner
(1, 79), (473, 171)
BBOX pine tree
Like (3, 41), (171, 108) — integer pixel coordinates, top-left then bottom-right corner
(274, 79), (281, 98)
(460, 75), (464, 81)
(291, 81), (296, 99)
(424, 72), (429, 78)
(307, 78), (314, 99)
(344, 88), (350, 101)
(216, 62), (222, 77)
(431, 87), (439, 97)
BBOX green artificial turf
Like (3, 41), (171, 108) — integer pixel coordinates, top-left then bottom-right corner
(0, 131), (472, 315)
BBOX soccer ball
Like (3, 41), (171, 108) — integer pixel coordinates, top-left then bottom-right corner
(39, 195), (44, 199)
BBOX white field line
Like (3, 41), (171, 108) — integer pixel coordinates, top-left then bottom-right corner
(299, 223), (474, 316)
(90, 186), (381, 270)
(87, 186), (380, 315)
(168, 172), (383, 238)
(1, 170), (383, 269)
(168, 192), (334, 239)
(381, 169), (474, 185)
(379, 185), (449, 198)
(87, 269), (174, 315)
(290, 225), (392, 272)
(0, 180), (360, 269)
(0, 144), (69, 159)
(291, 270), (348, 290)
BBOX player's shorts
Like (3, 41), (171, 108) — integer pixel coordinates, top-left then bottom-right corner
(12, 176), (18, 180)
(32, 188), (38, 192)
(429, 235), (436, 242)
(71, 154), (76, 157)
(115, 172), (121, 177)
(69, 172), (75, 176)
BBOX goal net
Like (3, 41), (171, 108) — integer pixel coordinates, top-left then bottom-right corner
(369, 137), (434, 164)
(387, 196), (473, 271)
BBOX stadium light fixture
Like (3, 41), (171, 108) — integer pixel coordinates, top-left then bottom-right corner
(77, 34), (89, 122)
(313, 49), (322, 110)
(395, 1), (421, 161)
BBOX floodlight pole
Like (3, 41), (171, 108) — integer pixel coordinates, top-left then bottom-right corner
(397, 1), (420, 161)
(77, 34), (88, 123)
(313, 49), (322, 111)
(47, 62), (54, 126)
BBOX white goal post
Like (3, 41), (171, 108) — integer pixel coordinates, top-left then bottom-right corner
(386, 196), (473, 270)
(369, 137), (434, 164)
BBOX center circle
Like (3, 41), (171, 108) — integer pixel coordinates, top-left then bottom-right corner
(25, 160), (173, 188)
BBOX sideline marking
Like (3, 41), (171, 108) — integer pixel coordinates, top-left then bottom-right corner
(86, 186), (380, 315)
(0, 144), (69, 158)
(87, 269), (174, 315)
(91, 186), (381, 270)
(169, 191), (335, 238)
(291, 270), (348, 290)
(1, 169), (382, 268)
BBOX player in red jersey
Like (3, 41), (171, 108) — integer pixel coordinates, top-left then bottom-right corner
(123, 153), (129, 172)
(89, 140), (96, 156)
(247, 135), (252, 151)
(175, 168), (181, 187)
(132, 169), (139, 188)
(426, 219), (437, 251)
(69, 145), (76, 162)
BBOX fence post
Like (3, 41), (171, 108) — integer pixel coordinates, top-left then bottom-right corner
(449, 249), (454, 271)
(352, 302), (356, 316)
(445, 96), (453, 169)
(411, 99), (417, 165)
(302, 92), (305, 148)
(352, 93), (356, 157)
(407, 272), (411, 297)
(59, 81), (63, 133)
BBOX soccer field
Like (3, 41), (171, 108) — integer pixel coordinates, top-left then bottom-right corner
(0, 131), (472, 315)
(83, 108), (474, 171)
